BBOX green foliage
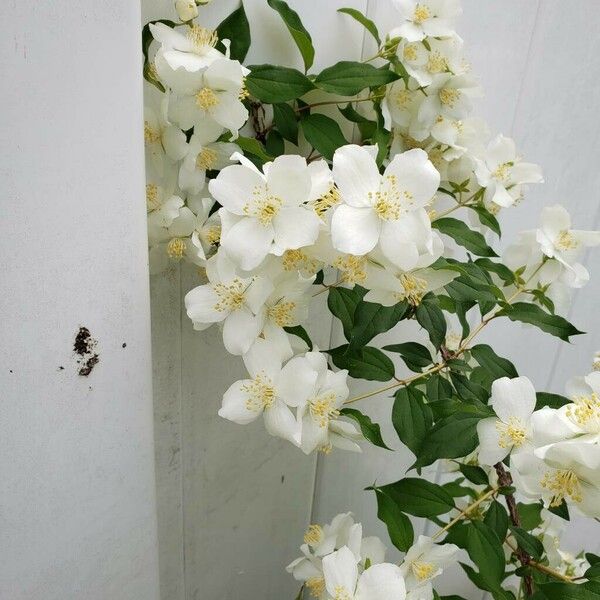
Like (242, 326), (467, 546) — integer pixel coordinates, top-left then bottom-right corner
(300, 113), (348, 160)
(328, 345), (395, 381)
(339, 408), (391, 450)
(272, 103), (299, 144)
(338, 103), (377, 139)
(378, 477), (455, 517)
(283, 325), (312, 350)
(459, 463), (489, 486)
(415, 293), (447, 349)
(510, 526), (544, 560)
(392, 386), (433, 456)
(374, 489), (414, 551)
(464, 521), (506, 588)
(535, 391), (571, 410)
(215, 4), (251, 62)
(245, 65), (315, 102)
(497, 302), (584, 342)
(235, 136), (273, 163)
(517, 502), (543, 531)
(539, 580), (600, 599)
(484, 501), (509, 542)
(327, 286), (366, 339)
(337, 7), (381, 44)
(350, 300), (408, 347)
(470, 344), (518, 380)
(383, 342), (433, 372)
(433, 217), (499, 257)
(314, 61), (399, 95)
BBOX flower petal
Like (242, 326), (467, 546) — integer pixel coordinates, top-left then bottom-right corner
(331, 205), (380, 255)
(490, 376), (536, 423)
(220, 217), (274, 271)
(222, 309), (263, 355)
(355, 563), (406, 600)
(333, 145), (381, 208)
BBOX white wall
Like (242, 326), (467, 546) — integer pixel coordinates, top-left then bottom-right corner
(0, 1), (160, 599)
(145, 1), (600, 599)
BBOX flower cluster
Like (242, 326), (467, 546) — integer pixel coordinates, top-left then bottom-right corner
(144, 0), (600, 597)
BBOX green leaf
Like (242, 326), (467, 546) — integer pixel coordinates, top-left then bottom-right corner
(510, 526), (544, 560)
(301, 113), (348, 161)
(379, 478), (455, 517)
(540, 580), (600, 599)
(215, 4), (251, 62)
(465, 521), (506, 586)
(517, 502), (543, 531)
(283, 325), (312, 350)
(338, 103), (377, 139)
(383, 342), (433, 372)
(392, 386), (433, 455)
(450, 372), (489, 404)
(548, 499), (570, 520)
(374, 489), (414, 551)
(459, 464), (489, 486)
(475, 258), (517, 286)
(426, 375), (453, 402)
(432, 217), (499, 257)
(468, 205), (501, 237)
(470, 344), (518, 380)
(535, 391), (571, 410)
(339, 407), (391, 450)
(246, 64), (315, 102)
(235, 136), (273, 163)
(272, 103), (299, 144)
(327, 287), (366, 340)
(314, 61), (399, 96)
(328, 345), (395, 381)
(337, 7), (381, 44)
(415, 413), (481, 468)
(484, 501), (509, 542)
(415, 294), (447, 350)
(497, 302), (584, 342)
(350, 300), (408, 348)
(267, 0), (314, 71)
(265, 129), (285, 156)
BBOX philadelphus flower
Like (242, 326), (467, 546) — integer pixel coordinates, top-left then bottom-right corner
(287, 514), (387, 599)
(476, 376), (537, 466)
(184, 252), (272, 355)
(144, 104), (187, 177)
(560, 370), (600, 440)
(474, 134), (543, 207)
(330, 145), (440, 268)
(400, 535), (459, 599)
(185, 195), (221, 262)
(390, 0), (462, 42)
(322, 546), (406, 600)
(210, 154), (321, 271)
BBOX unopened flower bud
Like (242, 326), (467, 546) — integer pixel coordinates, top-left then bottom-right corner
(593, 351), (600, 371)
(175, 0), (198, 21)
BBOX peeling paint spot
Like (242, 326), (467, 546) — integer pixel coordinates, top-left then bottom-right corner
(73, 326), (100, 377)
(122, 342), (127, 348)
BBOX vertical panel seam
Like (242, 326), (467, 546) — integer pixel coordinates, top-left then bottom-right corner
(178, 264), (187, 600)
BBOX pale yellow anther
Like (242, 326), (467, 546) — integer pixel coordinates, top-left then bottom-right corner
(268, 301), (297, 327)
(146, 183), (160, 211)
(167, 237), (186, 259)
(396, 273), (428, 306)
(282, 249), (320, 276)
(556, 230), (579, 251)
(439, 87), (461, 108)
(412, 561), (436, 581)
(495, 416), (527, 448)
(312, 184), (341, 216)
(566, 393), (600, 427)
(144, 121), (161, 145)
(303, 524), (324, 546)
(427, 51), (448, 74)
(213, 278), (246, 312)
(196, 147), (218, 170)
(306, 577), (326, 598)
(413, 4), (431, 24)
(309, 393), (339, 428)
(204, 225), (221, 246)
(242, 372), (275, 412)
(404, 44), (419, 62)
(333, 586), (352, 600)
(395, 90), (412, 109)
(243, 189), (283, 226)
(196, 87), (219, 110)
(541, 470), (583, 506)
(187, 25), (218, 53)
(491, 162), (513, 182)
(333, 255), (367, 285)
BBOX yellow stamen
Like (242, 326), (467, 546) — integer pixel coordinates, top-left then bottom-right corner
(403, 44), (419, 62)
(312, 185), (341, 217)
(282, 249), (320, 276)
(196, 87), (219, 110)
(167, 238), (186, 259)
(242, 372), (275, 412)
(146, 183), (161, 211)
(495, 416), (527, 448)
(371, 174), (411, 220)
(413, 4), (431, 24)
(268, 301), (297, 327)
(243, 189), (283, 226)
(396, 273), (428, 306)
(541, 470), (583, 506)
(196, 147), (218, 170)
(306, 577), (326, 598)
(412, 561), (436, 581)
(439, 87), (461, 108)
(303, 524), (324, 546)
(491, 162), (513, 182)
(427, 51), (448, 74)
(213, 278), (246, 312)
(566, 393), (600, 427)
(204, 225), (221, 246)
(144, 121), (161, 145)
(556, 230), (579, 251)
(333, 586), (352, 600)
(187, 25), (218, 52)
(333, 255), (367, 285)
(309, 393), (340, 428)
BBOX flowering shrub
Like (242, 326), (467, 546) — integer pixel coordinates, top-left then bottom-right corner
(143, 0), (600, 597)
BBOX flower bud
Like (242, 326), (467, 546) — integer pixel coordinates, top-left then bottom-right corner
(175, 0), (198, 21)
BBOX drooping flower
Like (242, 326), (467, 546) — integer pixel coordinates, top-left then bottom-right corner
(476, 376), (537, 466)
(389, 0), (462, 42)
(322, 546), (406, 600)
(210, 154), (321, 270)
(474, 134), (543, 208)
(330, 145), (440, 267)
(184, 252), (272, 355)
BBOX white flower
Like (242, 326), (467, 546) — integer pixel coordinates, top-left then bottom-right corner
(560, 371), (600, 439)
(390, 0), (462, 42)
(418, 74), (481, 128)
(175, 0), (199, 22)
(322, 546), (406, 600)
(474, 134), (543, 208)
(186, 196), (222, 262)
(210, 154), (321, 271)
(160, 57), (248, 133)
(476, 376), (537, 466)
(383, 81), (429, 142)
(184, 252), (272, 355)
(290, 351), (359, 454)
(150, 22), (223, 74)
(179, 120), (238, 194)
(330, 145), (440, 265)
(144, 104), (187, 177)
(400, 535), (459, 595)
(218, 339), (303, 444)
(535, 205), (600, 278)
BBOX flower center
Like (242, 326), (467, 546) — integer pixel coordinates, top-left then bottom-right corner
(244, 190), (283, 226)
(403, 44), (419, 62)
(146, 183), (160, 211)
(186, 25), (218, 54)
(242, 372), (275, 412)
(309, 392), (340, 428)
(144, 121), (161, 145)
(204, 225), (221, 246)
(566, 393), (600, 430)
(268, 301), (297, 327)
(312, 184), (341, 216)
(556, 230), (579, 251)
(396, 273), (428, 306)
(413, 4), (431, 24)
(303, 524), (324, 546)
(412, 561), (436, 582)
(212, 278), (246, 312)
(541, 470), (583, 506)
(282, 249), (320, 275)
(495, 416), (527, 448)
(167, 238), (186, 259)
(306, 576), (326, 598)
(491, 162), (513, 182)
(439, 87), (461, 108)
(333, 586), (352, 600)
(371, 175), (409, 221)
(333, 255), (367, 285)
(395, 90), (412, 109)
(196, 147), (218, 170)
(195, 87), (219, 110)
(427, 51), (448, 74)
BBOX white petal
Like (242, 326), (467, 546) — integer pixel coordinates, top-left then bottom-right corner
(476, 417), (508, 466)
(355, 563), (407, 600)
(220, 217), (274, 271)
(267, 155), (312, 206)
(323, 546), (359, 598)
(331, 205), (381, 255)
(211, 93), (249, 133)
(209, 164), (265, 215)
(490, 376), (536, 423)
(300, 415), (329, 455)
(219, 379), (263, 424)
(185, 284), (225, 324)
(277, 356), (318, 407)
(222, 309), (263, 355)
(272, 207), (320, 253)
(264, 398), (301, 445)
(333, 145), (381, 208)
